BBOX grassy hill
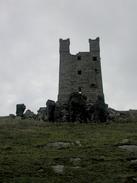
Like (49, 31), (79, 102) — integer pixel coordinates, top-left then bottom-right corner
(0, 117), (137, 183)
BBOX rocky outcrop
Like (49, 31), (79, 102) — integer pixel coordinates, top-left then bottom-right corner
(37, 107), (47, 121)
(24, 109), (36, 119)
(108, 108), (137, 122)
(16, 104), (26, 117)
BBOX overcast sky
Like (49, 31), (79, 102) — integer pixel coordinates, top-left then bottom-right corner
(0, 0), (137, 115)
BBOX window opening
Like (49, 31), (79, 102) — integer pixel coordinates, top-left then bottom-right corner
(90, 83), (96, 88)
(93, 56), (97, 61)
(77, 56), (81, 60)
(77, 70), (82, 75)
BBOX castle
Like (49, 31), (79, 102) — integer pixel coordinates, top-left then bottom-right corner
(15, 38), (107, 122)
(58, 38), (104, 105)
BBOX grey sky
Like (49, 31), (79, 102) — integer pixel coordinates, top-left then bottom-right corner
(0, 0), (137, 115)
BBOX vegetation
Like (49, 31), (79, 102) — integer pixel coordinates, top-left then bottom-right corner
(0, 117), (137, 183)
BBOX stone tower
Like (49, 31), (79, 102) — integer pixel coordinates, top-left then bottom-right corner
(58, 38), (104, 105)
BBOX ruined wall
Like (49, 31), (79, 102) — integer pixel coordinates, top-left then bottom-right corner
(58, 38), (104, 105)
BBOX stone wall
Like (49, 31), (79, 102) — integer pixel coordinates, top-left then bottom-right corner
(58, 38), (104, 105)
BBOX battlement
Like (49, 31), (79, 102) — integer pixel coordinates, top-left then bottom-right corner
(59, 38), (100, 55)
(59, 39), (70, 54)
(89, 37), (100, 52)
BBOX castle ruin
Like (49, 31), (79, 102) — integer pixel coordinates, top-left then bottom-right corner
(15, 38), (107, 122)
(58, 38), (104, 105)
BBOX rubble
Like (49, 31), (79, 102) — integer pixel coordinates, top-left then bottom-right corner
(37, 107), (47, 121)
(14, 94), (137, 123)
(24, 109), (36, 119)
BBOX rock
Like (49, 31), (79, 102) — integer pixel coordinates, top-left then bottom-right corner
(9, 114), (16, 119)
(70, 158), (81, 166)
(52, 165), (64, 174)
(46, 100), (56, 122)
(36, 141), (81, 149)
(75, 140), (82, 147)
(38, 168), (44, 173)
(130, 159), (137, 165)
(133, 178), (137, 182)
(107, 108), (137, 122)
(47, 142), (73, 149)
(37, 107), (47, 121)
(16, 104), (26, 117)
(129, 110), (137, 121)
(119, 145), (137, 153)
(108, 108), (120, 120)
(120, 139), (130, 145)
(24, 109), (35, 119)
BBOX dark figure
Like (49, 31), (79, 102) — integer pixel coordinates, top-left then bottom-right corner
(68, 92), (87, 122)
(46, 100), (56, 122)
(93, 95), (108, 122)
(16, 104), (26, 117)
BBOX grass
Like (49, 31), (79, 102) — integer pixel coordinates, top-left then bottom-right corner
(0, 117), (137, 182)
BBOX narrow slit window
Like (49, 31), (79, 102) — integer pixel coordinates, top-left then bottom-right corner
(77, 70), (82, 75)
(93, 56), (97, 61)
(77, 56), (81, 60)
(90, 83), (97, 88)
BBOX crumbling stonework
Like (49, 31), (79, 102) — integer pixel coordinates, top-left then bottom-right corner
(37, 107), (47, 121)
(58, 38), (104, 105)
(14, 38), (108, 123)
(24, 109), (36, 119)
(16, 104), (26, 117)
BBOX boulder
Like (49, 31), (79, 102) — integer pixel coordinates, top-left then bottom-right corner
(37, 107), (47, 121)
(24, 109), (35, 119)
(46, 100), (56, 122)
(16, 104), (26, 117)
(9, 114), (16, 119)
(52, 165), (64, 174)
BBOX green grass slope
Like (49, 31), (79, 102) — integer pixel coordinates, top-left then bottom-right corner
(0, 118), (137, 183)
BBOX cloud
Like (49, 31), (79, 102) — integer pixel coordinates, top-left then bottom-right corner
(0, 0), (137, 115)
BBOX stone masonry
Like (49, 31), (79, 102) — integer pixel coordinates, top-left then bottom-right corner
(58, 38), (104, 105)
